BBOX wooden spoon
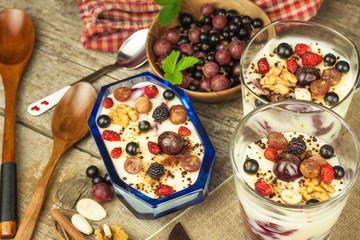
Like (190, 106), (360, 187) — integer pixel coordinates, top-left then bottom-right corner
(14, 82), (97, 240)
(0, 9), (35, 239)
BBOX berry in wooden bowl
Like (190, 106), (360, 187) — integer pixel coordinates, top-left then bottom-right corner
(146, 0), (272, 102)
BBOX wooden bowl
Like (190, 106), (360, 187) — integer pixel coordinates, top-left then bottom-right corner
(146, 0), (272, 103)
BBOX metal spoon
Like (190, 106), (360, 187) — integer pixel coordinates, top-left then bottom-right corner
(27, 28), (148, 116)
(0, 9), (35, 239)
(15, 82), (97, 240)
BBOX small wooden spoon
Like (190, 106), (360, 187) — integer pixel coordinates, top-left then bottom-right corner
(0, 9), (35, 239)
(14, 82), (97, 240)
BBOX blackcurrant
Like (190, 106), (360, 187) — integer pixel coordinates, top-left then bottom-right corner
(323, 53), (336, 66)
(228, 21), (240, 33)
(197, 57), (206, 66)
(92, 176), (104, 185)
(221, 30), (231, 40)
(163, 89), (176, 100)
(276, 43), (293, 59)
(200, 32), (210, 43)
(306, 199), (319, 205)
(178, 35), (190, 45)
(96, 115), (111, 128)
(335, 60), (350, 73)
(226, 9), (239, 20)
(126, 142), (140, 156)
(86, 165), (99, 178)
(179, 13), (194, 28)
(254, 95), (269, 107)
(188, 84), (199, 91)
(203, 16), (212, 25)
(333, 166), (345, 179)
(238, 27), (249, 40)
(191, 69), (203, 80)
(252, 18), (264, 28)
(324, 92), (339, 106)
(240, 15), (252, 26)
(320, 144), (334, 159)
(209, 32), (221, 46)
(243, 159), (259, 174)
(138, 120), (151, 133)
(214, 8), (226, 15)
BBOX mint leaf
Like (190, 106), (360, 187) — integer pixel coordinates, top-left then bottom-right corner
(162, 51), (180, 74)
(176, 57), (199, 71)
(157, 2), (180, 26)
(154, 0), (178, 6)
(164, 71), (182, 85)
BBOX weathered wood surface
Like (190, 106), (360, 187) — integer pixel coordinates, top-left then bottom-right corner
(0, 0), (359, 239)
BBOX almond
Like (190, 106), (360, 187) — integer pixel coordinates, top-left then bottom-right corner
(76, 198), (107, 221)
(71, 213), (93, 235)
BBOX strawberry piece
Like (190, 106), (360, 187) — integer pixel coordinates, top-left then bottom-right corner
(178, 126), (192, 136)
(320, 163), (335, 184)
(254, 178), (273, 196)
(144, 85), (159, 98)
(155, 184), (174, 197)
(102, 97), (114, 109)
(264, 146), (278, 161)
(257, 57), (270, 74)
(286, 58), (298, 73)
(148, 141), (161, 154)
(101, 130), (120, 141)
(301, 52), (323, 66)
(295, 43), (310, 56)
(110, 147), (122, 159)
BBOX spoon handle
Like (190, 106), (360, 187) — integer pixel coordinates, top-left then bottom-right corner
(15, 140), (71, 240)
(27, 62), (118, 116)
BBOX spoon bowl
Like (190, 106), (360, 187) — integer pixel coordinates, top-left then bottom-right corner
(27, 28), (149, 116)
(15, 82), (97, 240)
(0, 9), (35, 239)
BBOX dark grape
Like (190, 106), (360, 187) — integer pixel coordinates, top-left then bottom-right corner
(215, 49), (232, 65)
(164, 28), (180, 44)
(273, 153), (302, 182)
(153, 39), (171, 57)
(228, 40), (245, 60)
(203, 61), (220, 78)
(158, 131), (184, 155)
(212, 15), (228, 29)
(295, 66), (321, 86)
(210, 74), (231, 91)
(200, 3), (214, 16)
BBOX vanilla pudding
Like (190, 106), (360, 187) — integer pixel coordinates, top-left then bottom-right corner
(97, 82), (204, 199)
(241, 21), (359, 118)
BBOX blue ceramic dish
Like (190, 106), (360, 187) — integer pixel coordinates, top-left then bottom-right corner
(88, 72), (216, 219)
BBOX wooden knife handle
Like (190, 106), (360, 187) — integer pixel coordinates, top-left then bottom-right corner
(0, 162), (17, 239)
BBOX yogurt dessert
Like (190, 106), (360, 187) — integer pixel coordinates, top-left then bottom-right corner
(96, 81), (204, 199)
(231, 100), (360, 240)
(241, 21), (359, 117)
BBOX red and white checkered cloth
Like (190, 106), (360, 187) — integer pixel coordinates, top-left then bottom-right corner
(78, 0), (324, 52)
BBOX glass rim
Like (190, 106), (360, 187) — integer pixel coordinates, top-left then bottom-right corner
(240, 20), (360, 111)
(230, 99), (360, 209)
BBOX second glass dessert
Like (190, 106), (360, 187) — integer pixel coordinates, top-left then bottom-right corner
(240, 20), (359, 117)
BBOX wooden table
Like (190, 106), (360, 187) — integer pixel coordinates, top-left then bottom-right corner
(0, 0), (359, 239)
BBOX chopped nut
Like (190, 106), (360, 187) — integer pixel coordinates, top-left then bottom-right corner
(95, 224), (128, 240)
(109, 104), (138, 128)
(259, 67), (297, 95)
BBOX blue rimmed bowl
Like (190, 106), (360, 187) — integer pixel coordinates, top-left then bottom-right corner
(88, 71), (216, 219)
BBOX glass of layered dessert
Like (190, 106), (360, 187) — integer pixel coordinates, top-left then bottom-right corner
(230, 100), (360, 240)
(240, 20), (359, 117)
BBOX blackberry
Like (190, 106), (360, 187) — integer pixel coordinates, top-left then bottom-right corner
(147, 163), (165, 180)
(152, 105), (169, 123)
(288, 137), (307, 155)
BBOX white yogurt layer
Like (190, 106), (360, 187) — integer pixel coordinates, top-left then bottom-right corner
(243, 37), (355, 116)
(98, 82), (204, 199)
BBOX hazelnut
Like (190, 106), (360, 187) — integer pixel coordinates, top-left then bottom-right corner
(134, 96), (152, 114)
(169, 105), (187, 124)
